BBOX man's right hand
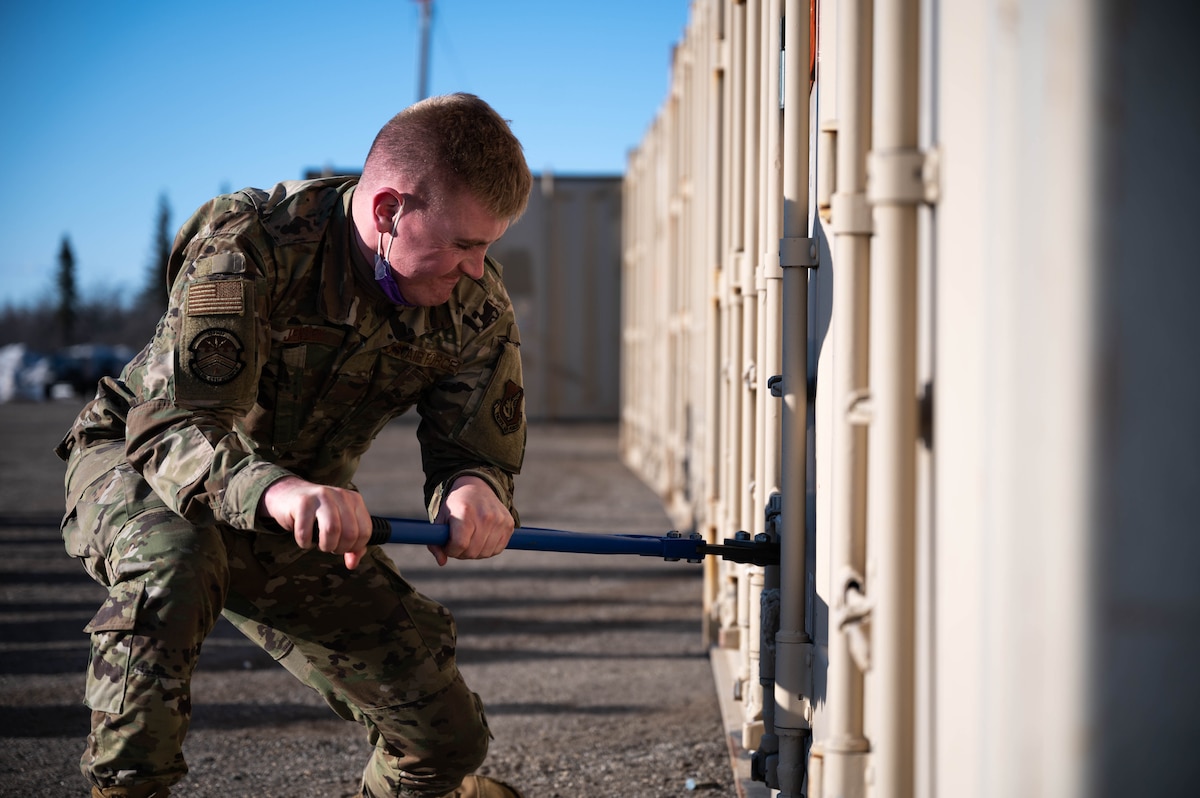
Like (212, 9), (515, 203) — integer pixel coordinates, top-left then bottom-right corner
(259, 476), (373, 570)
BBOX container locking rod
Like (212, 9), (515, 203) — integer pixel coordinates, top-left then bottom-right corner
(364, 516), (781, 566)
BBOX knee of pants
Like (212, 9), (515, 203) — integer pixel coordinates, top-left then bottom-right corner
(361, 675), (491, 796)
(107, 512), (230, 643)
(136, 555), (228, 644)
(82, 514), (229, 717)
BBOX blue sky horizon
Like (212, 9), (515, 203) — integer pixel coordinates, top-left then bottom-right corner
(0, 1), (689, 309)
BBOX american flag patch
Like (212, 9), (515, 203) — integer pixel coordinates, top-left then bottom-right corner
(187, 281), (244, 316)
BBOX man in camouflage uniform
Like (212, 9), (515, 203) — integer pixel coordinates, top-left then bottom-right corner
(56, 93), (529, 798)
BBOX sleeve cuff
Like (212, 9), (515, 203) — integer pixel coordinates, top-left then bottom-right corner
(427, 467), (520, 527)
(219, 459), (296, 530)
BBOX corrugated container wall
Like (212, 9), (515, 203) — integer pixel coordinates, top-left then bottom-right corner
(493, 174), (623, 421)
(621, 1), (1200, 797)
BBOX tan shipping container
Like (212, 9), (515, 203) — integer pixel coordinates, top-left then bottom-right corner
(493, 174), (623, 421)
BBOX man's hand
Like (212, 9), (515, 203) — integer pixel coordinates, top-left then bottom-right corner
(259, 476), (373, 570)
(429, 475), (515, 566)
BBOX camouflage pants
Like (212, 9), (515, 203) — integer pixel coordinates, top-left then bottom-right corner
(62, 442), (490, 797)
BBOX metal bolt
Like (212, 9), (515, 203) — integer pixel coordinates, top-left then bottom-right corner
(735, 531), (751, 541)
(666, 530), (682, 561)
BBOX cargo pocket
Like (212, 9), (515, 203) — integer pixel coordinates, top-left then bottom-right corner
(82, 579), (144, 714)
(61, 441), (126, 575)
(65, 467), (123, 565)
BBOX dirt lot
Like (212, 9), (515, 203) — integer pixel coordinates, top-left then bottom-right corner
(0, 401), (735, 797)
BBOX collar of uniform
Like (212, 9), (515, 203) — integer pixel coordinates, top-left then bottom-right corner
(316, 184), (404, 334)
(312, 183), (362, 327)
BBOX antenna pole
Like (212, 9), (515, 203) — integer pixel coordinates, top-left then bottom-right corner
(416, 0), (432, 100)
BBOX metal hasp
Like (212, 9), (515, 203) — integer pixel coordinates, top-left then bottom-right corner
(700, 533), (781, 567)
(367, 516), (780, 566)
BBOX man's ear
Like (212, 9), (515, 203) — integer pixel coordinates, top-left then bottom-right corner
(372, 190), (403, 233)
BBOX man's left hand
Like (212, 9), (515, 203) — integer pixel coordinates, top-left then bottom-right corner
(429, 475), (515, 566)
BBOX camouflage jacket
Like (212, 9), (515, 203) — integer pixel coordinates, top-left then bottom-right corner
(57, 177), (526, 530)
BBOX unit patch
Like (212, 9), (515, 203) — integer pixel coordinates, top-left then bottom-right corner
(188, 328), (246, 385)
(492, 380), (524, 435)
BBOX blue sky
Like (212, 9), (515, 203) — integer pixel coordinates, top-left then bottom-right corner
(0, 0), (689, 308)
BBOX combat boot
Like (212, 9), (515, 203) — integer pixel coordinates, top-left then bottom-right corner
(453, 774), (525, 798)
(357, 774), (524, 798)
(91, 786), (170, 798)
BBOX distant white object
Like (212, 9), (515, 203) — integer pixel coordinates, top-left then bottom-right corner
(0, 343), (52, 403)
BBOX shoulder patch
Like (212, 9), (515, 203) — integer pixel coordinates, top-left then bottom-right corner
(448, 340), (525, 473)
(176, 275), (258, 407)
(492, 380), (524, 435)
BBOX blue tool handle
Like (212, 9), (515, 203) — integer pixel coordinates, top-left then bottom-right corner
(265, 516), (774, 564)
(368, 516), (444, 546)
(369, 516), (701, 560)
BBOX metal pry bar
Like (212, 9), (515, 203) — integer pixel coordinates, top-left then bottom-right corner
(366, 516), (781, 567)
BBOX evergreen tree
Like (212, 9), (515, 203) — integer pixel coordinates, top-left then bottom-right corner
(56, 235), (77, 346)
(141, 193), (172, 312)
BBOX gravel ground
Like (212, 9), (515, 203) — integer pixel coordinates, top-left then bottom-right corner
(0, 401), (736, 797)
